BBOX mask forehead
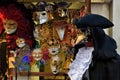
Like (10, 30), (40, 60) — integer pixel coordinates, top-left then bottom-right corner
(4, 19), (18, 29)
(16, 38), (25, 44)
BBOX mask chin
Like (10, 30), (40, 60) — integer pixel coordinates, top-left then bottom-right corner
(39, 11), (48, 24)
(17, 43), (25, 48)
(5, 28), (17, 34)
(59, 12), (67, 17)
(34, 57), (42, 61)
(39, 18), (48, 24)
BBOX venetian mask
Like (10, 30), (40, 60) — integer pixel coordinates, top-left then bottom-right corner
(50, 56), (62, 74)
(55, 1), (71, 18)
(58, 8), (68, 17)
(32, 48), (43, 61)
(16, 38), (26, 48)
(4, 19), (17, 34)
(48, 38), (60, 55)
(35, 11), (48, 24)
(49, 47), (59, 55)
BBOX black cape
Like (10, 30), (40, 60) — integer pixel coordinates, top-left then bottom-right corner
(88, 27), (120, 80)
(73, 14), (120, 80)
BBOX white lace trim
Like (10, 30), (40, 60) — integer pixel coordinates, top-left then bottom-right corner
(68, 47), (94, 80)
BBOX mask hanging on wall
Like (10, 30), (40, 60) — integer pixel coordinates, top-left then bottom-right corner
(38, 11), (48, 24)
(16, 38), (26, 48)
(4, 19), (17, 34)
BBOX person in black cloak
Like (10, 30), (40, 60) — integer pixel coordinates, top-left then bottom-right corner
(68, 14), (120, 80)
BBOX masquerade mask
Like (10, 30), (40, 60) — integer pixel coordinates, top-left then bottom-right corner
(48, 38), (60, 55)
(51, 58), (62, 74)
(58, 8), (68, 17)
(16, 38), (26, 48)
(36, 11), (48, 24)
(55, 1), (71, 18)
(32, 48), (43, 61)
(49, 47), (59, 55)
(4, 19), (17, 34)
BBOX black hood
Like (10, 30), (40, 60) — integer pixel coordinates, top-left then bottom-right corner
(91, 27), (118, 60)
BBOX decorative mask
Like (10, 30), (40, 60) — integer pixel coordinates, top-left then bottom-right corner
(50, 56), (62, 74)
(54, 1), (71, 18)
(48, 38), (60, 55)
(35, 11), (48, 24)
(58, 8), (68, 17)
(32, 48), (43, 61)
(33, 1), (54, 24)
(48, 38), (62, 74)
(16, 38), (26, 48)
(3, 19), (17, 34)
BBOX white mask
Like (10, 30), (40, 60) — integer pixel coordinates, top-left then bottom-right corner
(36, 11), (48, 24)
(16, 38), (26, 48)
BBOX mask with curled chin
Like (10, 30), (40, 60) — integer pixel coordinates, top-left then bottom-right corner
(4, 19), (17, 34)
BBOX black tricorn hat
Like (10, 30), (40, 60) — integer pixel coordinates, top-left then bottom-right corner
(73, 14), (117, 60)
(54, 1), (71, 8)
(35, 1), (47, 11)
(91, 27), (118, 60)
(73, 14), (114, 29)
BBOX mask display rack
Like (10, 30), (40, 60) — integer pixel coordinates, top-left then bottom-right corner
(7, 0), (91, 80)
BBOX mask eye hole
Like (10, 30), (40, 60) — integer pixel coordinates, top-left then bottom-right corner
(58, 9), (62, 13)
(63, 9), (67, 12)
(19, 40), (23, 43)
(42, 13), (46, 15)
